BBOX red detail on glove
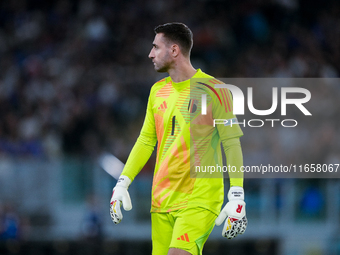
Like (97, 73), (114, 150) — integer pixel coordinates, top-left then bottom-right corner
(236, 204), (243, 213)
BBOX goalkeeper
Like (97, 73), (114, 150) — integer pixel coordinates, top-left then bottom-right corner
(110, 22), (247, 255)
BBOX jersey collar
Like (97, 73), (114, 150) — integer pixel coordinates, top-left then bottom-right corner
(171, 69), (203, 91)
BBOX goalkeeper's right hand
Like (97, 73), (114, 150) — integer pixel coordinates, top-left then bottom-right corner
(110, 175), (132, 224)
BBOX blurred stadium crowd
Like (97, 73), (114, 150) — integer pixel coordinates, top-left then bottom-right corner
(0, 0), (339, 162)
(0, 1), (340, 254)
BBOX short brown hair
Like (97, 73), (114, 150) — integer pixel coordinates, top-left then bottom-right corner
(154, 22), (193, 56)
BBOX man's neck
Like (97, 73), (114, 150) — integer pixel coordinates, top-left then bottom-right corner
(168, 59), (197, 83)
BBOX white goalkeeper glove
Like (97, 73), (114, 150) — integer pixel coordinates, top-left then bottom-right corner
(110, 175), (132, 224)
(215, 186), (248, 239)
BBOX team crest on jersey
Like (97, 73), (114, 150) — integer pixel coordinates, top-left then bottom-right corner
(188, 99), (197, 113)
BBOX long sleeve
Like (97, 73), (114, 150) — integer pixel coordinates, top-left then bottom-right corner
(121, 136), (155, 182)
(121, 87), (157, 182)
(222, 137), (244, 187)
(211, 86), (244, 187)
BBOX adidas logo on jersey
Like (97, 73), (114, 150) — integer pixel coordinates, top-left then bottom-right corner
(158, 101), (167, 110)
(177, 233), (190, 242)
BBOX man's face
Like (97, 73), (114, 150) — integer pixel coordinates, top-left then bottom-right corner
(148, 33), (172, 72)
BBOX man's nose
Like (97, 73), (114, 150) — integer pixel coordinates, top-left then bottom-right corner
(148, 49), (154, 59)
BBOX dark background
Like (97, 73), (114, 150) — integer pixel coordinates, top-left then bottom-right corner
(0, 0), (339, 254)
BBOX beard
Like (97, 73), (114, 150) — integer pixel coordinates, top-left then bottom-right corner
(155, 63), (170, 73)
(153, 52), (172, 73)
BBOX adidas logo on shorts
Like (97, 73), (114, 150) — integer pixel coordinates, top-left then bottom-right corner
(177, 233), (190, 242)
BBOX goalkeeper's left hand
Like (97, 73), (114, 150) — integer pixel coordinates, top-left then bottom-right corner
(215, 186), (248, 239)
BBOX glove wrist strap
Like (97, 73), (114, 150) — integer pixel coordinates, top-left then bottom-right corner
(228, 186), (244, 201)
(116, 175), (131, 189)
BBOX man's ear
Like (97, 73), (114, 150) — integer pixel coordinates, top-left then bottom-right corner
(171, 44), (180, 57)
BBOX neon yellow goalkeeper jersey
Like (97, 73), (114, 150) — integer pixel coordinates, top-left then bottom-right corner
(126, 69), (243, 215)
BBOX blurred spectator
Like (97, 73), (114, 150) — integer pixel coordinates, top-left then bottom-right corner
(0, 203), (20, 240)
(80, 195), (103, 254)
(299, 183), (325, 219)
(81, 195), (103, 240)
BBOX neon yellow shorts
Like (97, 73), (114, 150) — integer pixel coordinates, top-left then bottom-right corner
(151, 207), (217, 255)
